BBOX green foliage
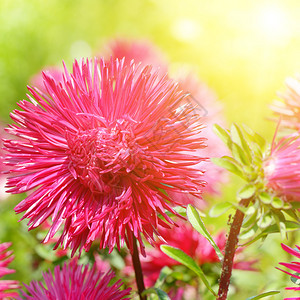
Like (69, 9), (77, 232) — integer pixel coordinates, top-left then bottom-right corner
(187, 205), (223, 261)
(246, 291), (280, 300)
(143, 288), (171, 300)
(160, 245), (217, 296)
(212, 123), (300, 244)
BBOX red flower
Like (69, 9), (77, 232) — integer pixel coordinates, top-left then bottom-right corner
(125, 220), (257, 287)
(0, 242), (19, 299)
(276, 243), (300, 300)
(18, 259), (131, 300)
(264, 134), (300, 201)
(104, 39), (168, 73)
(4, 58), (206, 256)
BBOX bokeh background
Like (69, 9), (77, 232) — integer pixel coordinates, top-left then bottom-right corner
(1, 0), (300, 299)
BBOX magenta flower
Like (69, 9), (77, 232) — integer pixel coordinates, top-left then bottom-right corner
(18, 259), (131, 300)
(0, 242), (20, 299)
(125, 220), (256, 287)
(276, 243), (300, 300)
(264, 134), (300, 202)
(4, 58), (206, 256)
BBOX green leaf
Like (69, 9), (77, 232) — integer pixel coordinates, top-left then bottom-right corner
(232, 142), (249, 165)
(257, 213), (273, 229)
(213, 124), (231, 145)
(246, 290), (280, 299)
(211, 157), (244, 178)
(209, 202), (233, 217)
(291, 201), (300, 209)
(35, 245), (57, 261)
(258, 192), (272, 204)
(143, 288), (170, 300)
(237, 184), (256, 200)
(271, 197), (284, 209)
(242, 207), (258, 229)
(160, 245), (217, 296)
(231, 123), (252, 161)
(154, 267), (173, 288)
(253, 132), (267, 150)
(187, 205), (223, 261)
(241, 221), (299, 246)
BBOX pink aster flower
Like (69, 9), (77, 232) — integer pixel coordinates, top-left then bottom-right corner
(103, 39), (168, 73)
(18, 259), (131, 300)
(0, 242), (20, 299)
(125, 220), (257, 288)
(4, 58), (206, 256)
(271, 76), (300, 131)
(264, 134), (300, 201)
(276, 243), (300, 300)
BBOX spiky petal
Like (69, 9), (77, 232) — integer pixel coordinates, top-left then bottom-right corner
(18, 259), (131, 300)
(0, 242), (20, 299)
(4, 58), (206, 256)
(276, 243), (300, 300)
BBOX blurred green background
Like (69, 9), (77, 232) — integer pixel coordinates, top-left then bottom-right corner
(1, 0), (300, 299)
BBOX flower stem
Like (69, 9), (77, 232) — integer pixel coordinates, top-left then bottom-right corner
(217, 197), (252, 300)
(131, 234), (146, 300)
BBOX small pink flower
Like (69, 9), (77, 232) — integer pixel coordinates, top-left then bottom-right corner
(264, 134), (300, 201)
(0, 242), (20, 299)
(4, 58), (206, 256)
(125, 220), (256, 288)
(18, 259), (131, 300)
(276, 243), (300, 300)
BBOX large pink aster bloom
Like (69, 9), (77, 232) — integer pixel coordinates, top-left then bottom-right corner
(264, 134), (300, 202)
(0, 242), (20, 299)
(125, 220), (257, 288)
(18, 259), (131, 300)
(276, 243), (300, 300)
(4, 58), (206, 256)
